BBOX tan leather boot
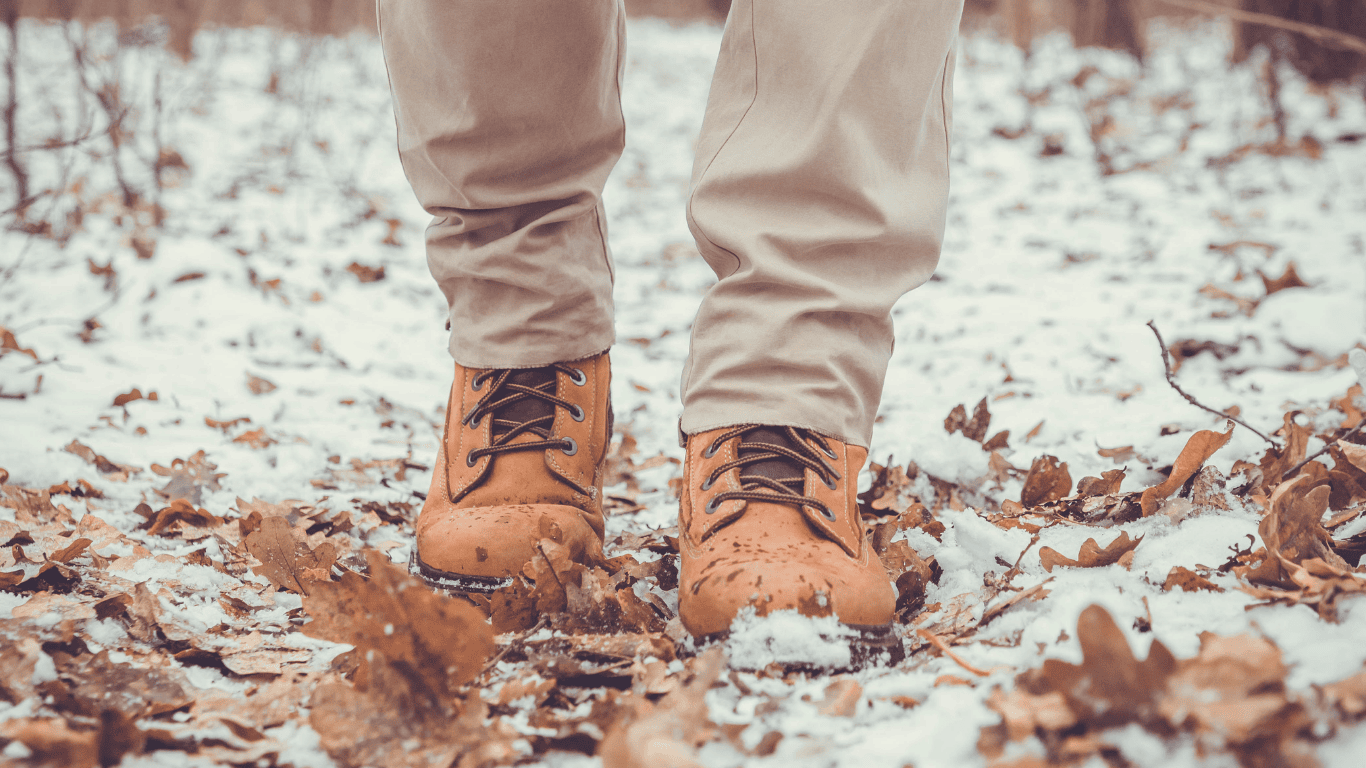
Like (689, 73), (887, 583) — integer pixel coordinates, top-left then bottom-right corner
(411, 352), (611, 591)
(678, 425), (899, 656)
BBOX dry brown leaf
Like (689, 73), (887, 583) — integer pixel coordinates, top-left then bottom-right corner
(150, 451), (225, 505)
(1140, 423), (1234, 516)
(598, 646), (725, 768)
(232, 428), (277, 450)
(964, 397), (992, 442)
(205, 416), (251, 433)
(302, 549), (493, 700)
(245, 516), (337, 594)
(1257, 261), (1310, 296)
(1162, 566), (1223, 593)
(0, 718), (98, 768)
(142, 499), (224, 537)
(113, 387), (157, 406)
(1076, 469), (1125, 498)
(63, 440), (143, 482)
(1020, 455), (1071, 508)
(1259, 413), (1312, 489)
(816, 678), (863, 717)
(1096, 444), (1137, 463)
(1332, 383), (1364, 430)
(345, 261), (386, 283)
(1039, 532), (1142, 573)
(0, 326), (40, 361)
(246, 373), (277, 395)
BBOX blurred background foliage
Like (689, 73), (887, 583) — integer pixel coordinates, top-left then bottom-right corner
(3, 0), (1363, 83)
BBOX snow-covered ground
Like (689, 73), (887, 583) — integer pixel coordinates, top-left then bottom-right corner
(1, 13), (1365, 768)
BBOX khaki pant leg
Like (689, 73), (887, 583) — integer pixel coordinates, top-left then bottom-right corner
(378, 0), (626, 368)
(680, 0), (964, 447)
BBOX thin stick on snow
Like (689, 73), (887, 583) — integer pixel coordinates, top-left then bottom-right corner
(1146, 320), (1278, 447)
(1281, 348), (1366, 480)
(1153, 0), (1366, 56)
(917, 629), (991, 677)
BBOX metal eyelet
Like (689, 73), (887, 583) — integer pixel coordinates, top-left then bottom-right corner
(819, 506), (837, 521)
(570, 405), (585, 422)
(705, 497), (721, 514)
(818, 441), (838, 459)
(702, 441), (720, 459)
(561, 437), (578, 456)
(471, 376), (484, 391)
(568, 367), (587, 386)
(700, 475), (714, 491)
(822, 474), (838, 491)
(465, 452), (479, 467)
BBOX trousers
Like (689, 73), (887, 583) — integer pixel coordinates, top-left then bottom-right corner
(378, 0), (963, 448)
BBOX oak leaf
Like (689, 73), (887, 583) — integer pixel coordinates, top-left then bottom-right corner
(1076, 469), (1125, 498)
(1039, 532), (1142, 572)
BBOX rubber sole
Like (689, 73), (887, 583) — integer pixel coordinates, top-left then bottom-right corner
(689, 621), (907, 671)
(408, 547), (512, 593)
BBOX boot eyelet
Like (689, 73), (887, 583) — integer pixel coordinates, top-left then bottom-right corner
(705, 497), (721, 514)
(568, 367), (587, 386)
(819, 507), (837, 521)
(471, 376), (484, 391)
(822, 474), (838, 491)
(570, 405), (586, 422)
(561, 437), (578, 456)
(465, 452), (479, 468)
(818, 441), (838, 459)
(702, 441), (720, 459)
(700, 475), (714, 491)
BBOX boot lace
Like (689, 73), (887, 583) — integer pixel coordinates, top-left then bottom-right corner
(461, 363), (585, 466)
(699, 425), (842, 521)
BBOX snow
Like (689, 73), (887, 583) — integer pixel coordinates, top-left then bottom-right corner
(1, 11), (1365, 768)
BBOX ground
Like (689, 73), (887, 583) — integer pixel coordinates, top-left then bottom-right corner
(1, 13), (1365, 768)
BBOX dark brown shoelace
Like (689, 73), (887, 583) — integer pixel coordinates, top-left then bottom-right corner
(699, 425), (841, 521)
(460, 363), (586, 466)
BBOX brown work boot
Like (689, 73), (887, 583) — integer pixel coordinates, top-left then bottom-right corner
(411, 352), (611, 592)
(678, 425), (900, 660)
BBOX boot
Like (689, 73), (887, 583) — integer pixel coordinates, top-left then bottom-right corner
(411, 352), (611, 591)
(678, 425), (899, 654)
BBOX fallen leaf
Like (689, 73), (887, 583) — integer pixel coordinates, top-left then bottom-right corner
(345, 261), (386, 283)
(232, 428), (277, 450)
(1140, 423), (1234, 516)
(598, 647), (725, 768)
(245, 516), (337, 594)
(1162, 566), (1223, 593)
(1076, 469), (1125, 497)
(1097, 444), (1137, 463)
(1257, 261), (1310, 296)
(1021, 455), (1071, 508)
(1039, 532), (1142, 572)
(150, 451), (225, 504)
(63, 440), (143, 482)
(246, 373), (277, 395)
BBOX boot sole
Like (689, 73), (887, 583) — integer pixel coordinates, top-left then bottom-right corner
(689, 621), (906, 671)
(408, 547), (513, 594)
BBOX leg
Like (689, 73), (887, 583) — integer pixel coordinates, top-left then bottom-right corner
(378, 0), (625, 589)
(379, 0), (625, 368)
(677, 0), (964, 652)
(682, 0), (962, 448)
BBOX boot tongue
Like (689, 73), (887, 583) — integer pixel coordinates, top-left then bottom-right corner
(491, 368), (556, 441)
(738, 427), (805, 492)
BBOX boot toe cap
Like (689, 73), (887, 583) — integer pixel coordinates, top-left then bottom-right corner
(415, 503), (602, 581)
(679, 550), (895, 638)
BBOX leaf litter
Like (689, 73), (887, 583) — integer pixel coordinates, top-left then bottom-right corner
(1, 12), (1366, 768)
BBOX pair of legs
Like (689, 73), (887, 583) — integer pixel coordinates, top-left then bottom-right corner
(379, 0), (963, 647)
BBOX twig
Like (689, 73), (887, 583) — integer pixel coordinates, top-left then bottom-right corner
(1153, 0), (1366, 56)
(2, 2), (27, 210)
(1146, 320), (1278, 447)
(1282, 422), (1366, 481)
(916, 629), (991, 677)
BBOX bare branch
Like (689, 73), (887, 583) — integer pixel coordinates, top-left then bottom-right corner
(1146, 320), (1278, 447)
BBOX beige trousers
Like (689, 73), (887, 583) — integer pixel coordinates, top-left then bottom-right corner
(378, 0), (963, 448)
